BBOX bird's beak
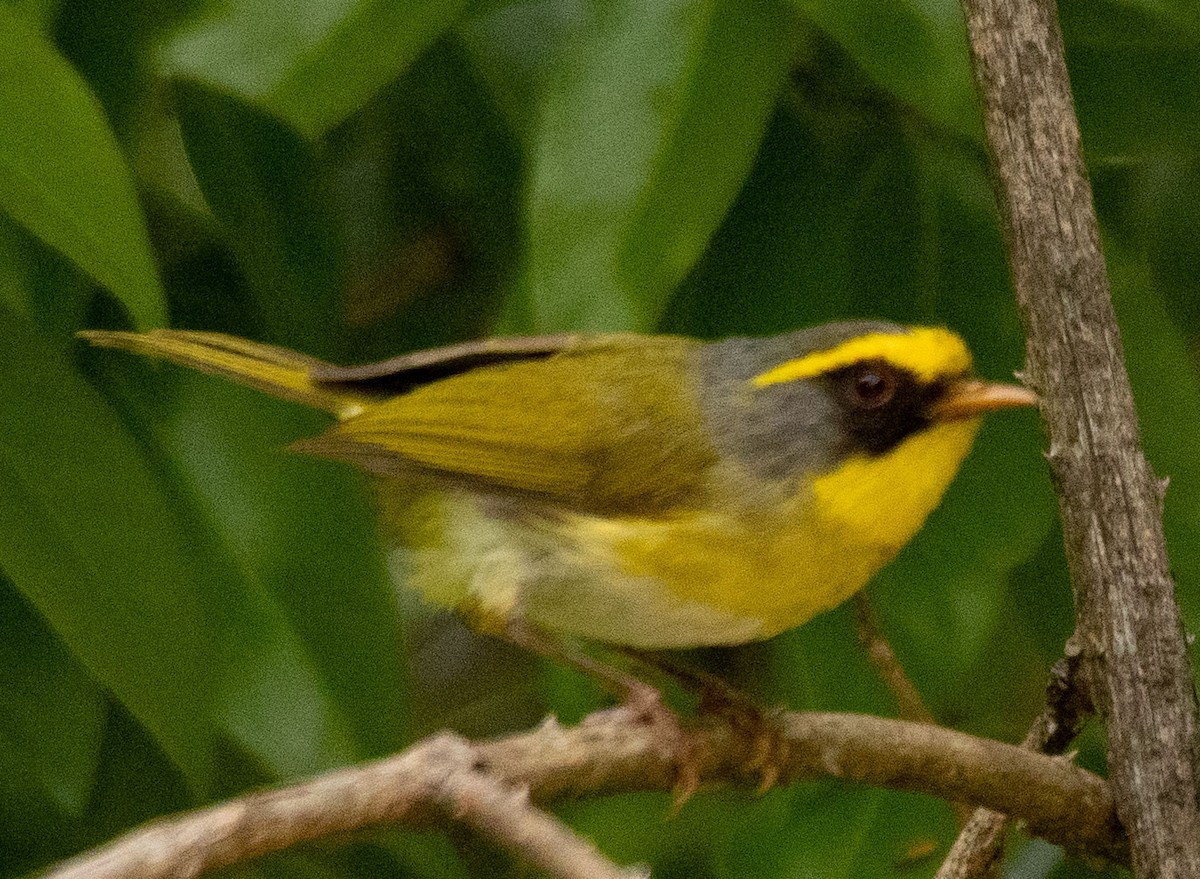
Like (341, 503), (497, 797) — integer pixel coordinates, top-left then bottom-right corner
(931, 379), (1039, 421)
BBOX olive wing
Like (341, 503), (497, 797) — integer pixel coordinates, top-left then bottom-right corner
(294, 336), (717, 515)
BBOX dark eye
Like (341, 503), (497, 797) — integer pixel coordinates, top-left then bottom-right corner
(850, 365), (896, 408)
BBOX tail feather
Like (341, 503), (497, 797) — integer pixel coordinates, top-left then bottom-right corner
(79, 330), (368, 419)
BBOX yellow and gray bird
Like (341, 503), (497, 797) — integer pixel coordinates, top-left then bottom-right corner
(82, 321), (1036, 651)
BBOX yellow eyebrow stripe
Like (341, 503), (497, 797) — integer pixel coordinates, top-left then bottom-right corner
(751, 327), (973, 387)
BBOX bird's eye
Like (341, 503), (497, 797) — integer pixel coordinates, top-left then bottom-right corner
(850, 365), (896, 408)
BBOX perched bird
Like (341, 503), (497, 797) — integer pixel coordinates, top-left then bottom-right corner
(81, 322), (1036, 654)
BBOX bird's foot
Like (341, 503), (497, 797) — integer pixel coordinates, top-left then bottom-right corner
(695, 681), (791, 795)
(498, 622), (707, 809)
(609, 678), (706, 811)
(741, 706), (792, 794)
(617, 647), (791, 795)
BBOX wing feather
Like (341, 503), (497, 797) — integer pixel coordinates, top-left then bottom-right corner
(294, 336), (717, 515)
(311, 333), (583, 393)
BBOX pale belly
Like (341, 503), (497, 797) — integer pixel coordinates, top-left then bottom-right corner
(524, 509), (895, 647)
(391, 492), (894, 649)
(388, 420), (979, 649)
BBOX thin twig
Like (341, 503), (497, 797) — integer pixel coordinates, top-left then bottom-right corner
(853, 593), (936, 725)
(43, 733), (641, 879)
(935, 651), (1092, 879)
(437, 751), (646, 879)
(852, 594), (983, 829)
(44, 707), (1127, 879)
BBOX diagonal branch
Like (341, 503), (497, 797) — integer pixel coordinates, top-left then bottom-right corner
(959, 0), (1200, 875)
(853, 593), (937, 725)
(43, 708), (1127, 879)
(42, 733), (640, 879)
(935, 650), (1092, 879)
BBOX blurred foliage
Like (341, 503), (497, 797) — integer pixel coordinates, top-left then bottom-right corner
(0, 0), (1197, 876)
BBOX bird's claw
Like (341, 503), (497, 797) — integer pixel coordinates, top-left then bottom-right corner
(697, 684), (790, 795)
(612, 681), (706, 812)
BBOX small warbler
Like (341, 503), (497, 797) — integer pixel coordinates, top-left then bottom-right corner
(82, 321), (1036, 651)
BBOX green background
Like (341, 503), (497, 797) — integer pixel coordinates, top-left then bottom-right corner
(1, 0), (1195, 876)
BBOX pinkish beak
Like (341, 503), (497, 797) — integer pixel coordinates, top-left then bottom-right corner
(932, 379), (1039, 421)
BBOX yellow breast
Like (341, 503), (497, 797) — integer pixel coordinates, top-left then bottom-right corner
(566, 417), (982, 641)
(390, 417), (982, 649)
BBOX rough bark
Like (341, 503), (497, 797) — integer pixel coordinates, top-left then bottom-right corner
(43, 708), (1127, 879)
(959, 0), (1200, 875)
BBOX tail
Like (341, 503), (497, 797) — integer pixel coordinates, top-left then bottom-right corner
(79, 330), (369, 420)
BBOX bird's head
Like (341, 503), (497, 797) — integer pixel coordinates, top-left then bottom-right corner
(697, 321), (1036, 539)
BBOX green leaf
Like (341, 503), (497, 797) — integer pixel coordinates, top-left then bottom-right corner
(0, 311), (363, 789)
(4, 0), (63, 31)
(524, 0), (795, 331)
(616, 0), (797, 313)
(331, 39), (525, 358)
(761, 603), (891, 712)
(1108, 245), (1200, 641)
(716, 784), (956, 879)
(175, 80), (343, 355)
(1063, 1), (1200, 158)
(162, 374), (410, 758)
(870, 416), (1054, 695)
(790, 0), (980, 142)
(81, 700), (191, 852)
(562, 792), (737, 872)
(374, 828), (471, 879)
(0, 5), (164, 329)
(161, 0), (471, 137)
(869, 143), (1055, 699)
(0, 745), (83, 878)
(84, 351), (369, 780)
(0, 577), (105, 815)
(663, 96), (928, 336)
(0, 310), (216, 784)
(0, 209), (97, 346)
(458, 1), (589, 148)
(1120, 156), (1200, 331)
(0, 211), (34, 318)
(1096, 169), (1200, 651)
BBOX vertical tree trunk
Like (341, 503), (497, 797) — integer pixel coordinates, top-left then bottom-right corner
(958, 0), (1200, 875)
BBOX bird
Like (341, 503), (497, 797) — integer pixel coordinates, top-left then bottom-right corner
(81, 321), (1036, 657)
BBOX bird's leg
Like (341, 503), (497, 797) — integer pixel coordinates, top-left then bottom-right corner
(458, 602), (638, 700)
(620, 648), (792, 795)
(501, 618), (661, 710)
(497, 618), (704, 806)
